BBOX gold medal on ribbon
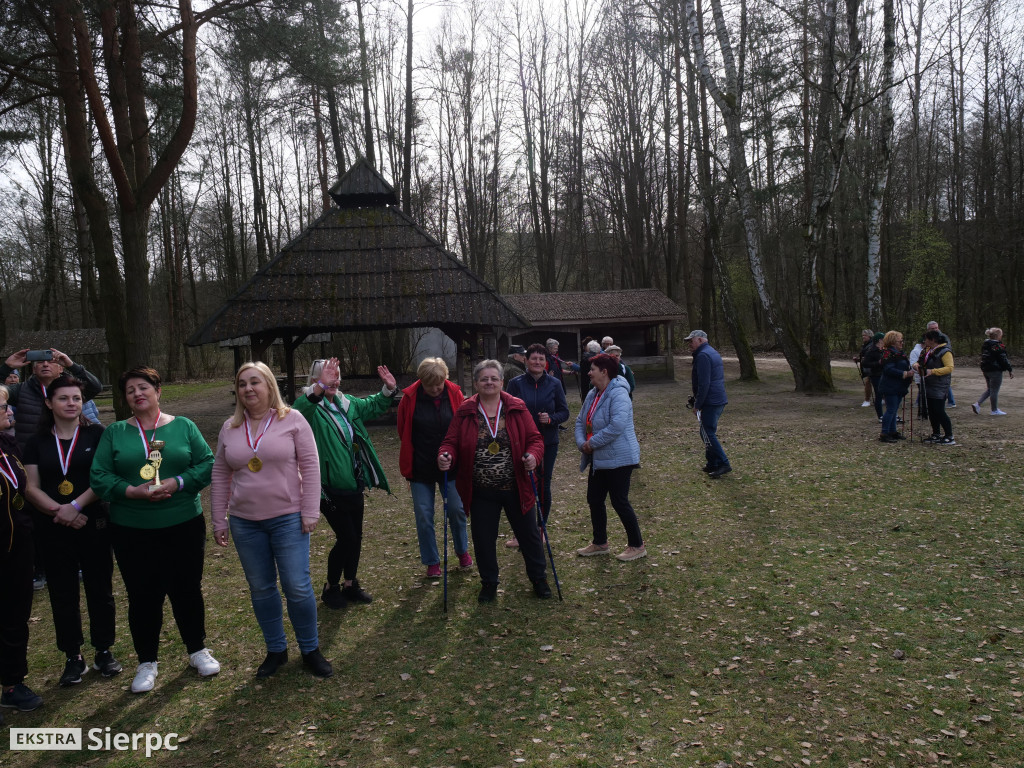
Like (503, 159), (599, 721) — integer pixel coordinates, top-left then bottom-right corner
(58, 479), (74, 496)
(488, 441), (500, 455)
(248, 456), (263, 472)
(140, 464), (156, 481)
(13, 493), (24, 510)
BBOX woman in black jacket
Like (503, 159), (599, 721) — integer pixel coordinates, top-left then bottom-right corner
(972, 328), (1013, 416)
(861, 332), (885, 422)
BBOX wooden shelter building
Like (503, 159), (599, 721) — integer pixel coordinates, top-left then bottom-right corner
(188, 159), (527, 399)
(502, 289), (685, 378)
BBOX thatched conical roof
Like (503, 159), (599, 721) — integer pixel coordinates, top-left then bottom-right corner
(188, 160), (528, 346)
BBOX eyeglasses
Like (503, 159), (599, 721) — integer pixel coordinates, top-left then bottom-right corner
(0, 404), (8, 412)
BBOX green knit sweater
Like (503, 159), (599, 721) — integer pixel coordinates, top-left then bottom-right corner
(90, 417), (214, 529)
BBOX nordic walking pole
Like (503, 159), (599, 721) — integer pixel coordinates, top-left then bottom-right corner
(528, 468), (563, 601)
(441, 469), (449, 614)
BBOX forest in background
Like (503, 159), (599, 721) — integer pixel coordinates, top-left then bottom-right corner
(0, 0), (1021, 395)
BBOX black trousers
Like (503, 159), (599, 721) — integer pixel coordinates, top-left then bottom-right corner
(111, 516), (208, 662)
(587, 465), (644, 548)
(36, 513), (116, 657)
(321, 488), (365, 584)
(0, 523), (33, 686)
(471, 486), (546, 585)
(927, 397), (953, 437)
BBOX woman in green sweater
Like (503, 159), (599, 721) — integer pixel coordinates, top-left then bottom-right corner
(294, 357), (397, 609)
(90, 367), (218, 694)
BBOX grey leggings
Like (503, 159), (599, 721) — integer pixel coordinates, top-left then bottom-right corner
(978, 370), (1004, 412)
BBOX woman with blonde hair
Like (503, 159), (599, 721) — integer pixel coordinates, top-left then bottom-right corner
(211, 362), (330, 678)
(972, 328), (1013, 416)
(397, 357), (471, 578)
(876, 331), (913, 442)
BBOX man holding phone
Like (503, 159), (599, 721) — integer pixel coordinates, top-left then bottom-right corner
(1, 349), (102, 448)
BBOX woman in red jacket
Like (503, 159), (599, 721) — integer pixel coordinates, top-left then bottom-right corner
(438, 360), (550, 603)
(397, 358), (472, 579)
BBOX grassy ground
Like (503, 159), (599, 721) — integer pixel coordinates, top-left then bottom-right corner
(4, 359), (1022, 767)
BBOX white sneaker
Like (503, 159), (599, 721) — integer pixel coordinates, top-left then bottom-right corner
(131, 662), (158, 693)
(189, 648), (221, 677)
(990, 409), (1007, 416)
(971, 403), (980, 414)
(860, 401), (872, 407)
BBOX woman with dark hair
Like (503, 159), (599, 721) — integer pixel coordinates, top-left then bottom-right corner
(212, 362), (331, 678)
(24, 374), (120, 688)
(876, 332), (913, 443)
(861, 332), (885, 423)
(913, 330), (956, 444)
(972, 328), (1013, 416)
(438, 360), (550, 603)
(575, 353), (645, 561)
(0, 400), (43, 713)
(397, 357), (471, 578)
(90, 367), (218, 693)
(505, 343), (569, 546)
(294, 357), (397, 609)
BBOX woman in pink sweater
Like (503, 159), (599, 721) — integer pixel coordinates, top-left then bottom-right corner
(211, 362), (331, 679)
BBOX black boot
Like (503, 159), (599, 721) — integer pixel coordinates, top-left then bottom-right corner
(341, 579), (373, 604)
(532, 579), (552, 599)
(321, 582), (347, 610)
(256, 650), (288, 678)
(478, 582), (498, 603)
(301, 648), (333, 678)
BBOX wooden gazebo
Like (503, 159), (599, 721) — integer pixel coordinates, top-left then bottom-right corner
(188, 159), (528, 398)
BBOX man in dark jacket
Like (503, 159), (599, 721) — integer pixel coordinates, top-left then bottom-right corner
(687, 330), (731, 478)
(503, 345), (527, 386)
(1, 348), (102, 449)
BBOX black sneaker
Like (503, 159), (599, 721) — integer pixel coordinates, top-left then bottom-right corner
(93, 650), (123, 677)
(879, 433), (897, 443)
(708, 466), (732, 479)
(341, 579), (373, 604)
(301, 648), (333, 678)
(478, 582), (498, 603)
(532, 579), (552, 599)
(256, 650), (288, 678)
(321, 583), (347, 610)
(59, 656), (87, 687)
(701, 464), (714, 474)
(923, 434), (941, 443)
(1, 683), (43, 712)
(939, 436), (957, 445)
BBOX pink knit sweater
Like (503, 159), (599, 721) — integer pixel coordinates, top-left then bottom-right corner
(211, 408), (321, 533)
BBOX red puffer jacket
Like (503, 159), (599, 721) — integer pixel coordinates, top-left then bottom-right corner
(438, 391), (544, 515)
(397, 379), (465, 480)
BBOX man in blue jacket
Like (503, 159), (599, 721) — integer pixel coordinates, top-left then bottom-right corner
(687, 330), (731, 478)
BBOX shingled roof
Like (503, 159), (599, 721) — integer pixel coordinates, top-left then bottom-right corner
(504, 290), (684, 326)
(189, 159), (528, 346)
(4, 328), (109, 356)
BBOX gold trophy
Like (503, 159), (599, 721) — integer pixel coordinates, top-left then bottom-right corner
(146, 440), (166, 491)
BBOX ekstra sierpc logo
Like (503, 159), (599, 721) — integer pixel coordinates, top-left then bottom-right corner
(10, 727), (179, 757)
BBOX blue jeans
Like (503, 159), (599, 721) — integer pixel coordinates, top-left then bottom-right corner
(229, 513), (319, 654)
(699, 404), (729, 469)
(410, 480), (468, 565)
(881, 393), (902, 434)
